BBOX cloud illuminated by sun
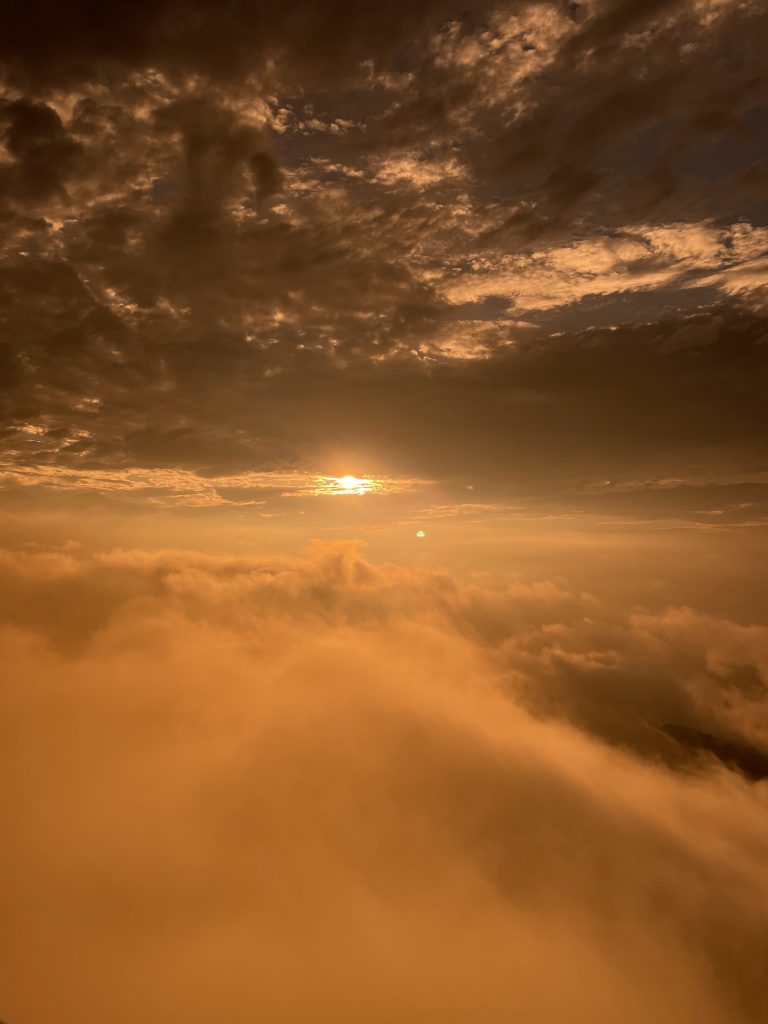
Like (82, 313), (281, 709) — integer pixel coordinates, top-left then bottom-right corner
(0, 462), (433, 507)
(317, 474), (381, 496)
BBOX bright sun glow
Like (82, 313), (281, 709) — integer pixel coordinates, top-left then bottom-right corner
(339, 475), (365, 490)
(314, 474), (382, 496)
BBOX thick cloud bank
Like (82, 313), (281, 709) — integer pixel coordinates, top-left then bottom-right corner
(2, 542), (767, 1024)
(2, 1), (767, 517)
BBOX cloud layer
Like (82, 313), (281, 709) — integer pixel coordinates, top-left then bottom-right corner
(2, 541), (767, 1023)
(1, 0), (767, 518)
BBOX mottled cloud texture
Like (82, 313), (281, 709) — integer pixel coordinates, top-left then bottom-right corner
(2, 3), (768, 1021)
(1, 542), (768, 1024)
(1, 0), (767, 520)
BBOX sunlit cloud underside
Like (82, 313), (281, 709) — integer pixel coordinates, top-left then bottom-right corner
(314, 475), (382, 496)
(0, 463), (426, 508)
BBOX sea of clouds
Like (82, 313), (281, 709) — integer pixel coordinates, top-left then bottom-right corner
(1, 541), (767, 1023)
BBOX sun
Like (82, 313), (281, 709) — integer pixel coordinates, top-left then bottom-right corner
(339, 475), (363, 490)
(312, 473), (388, 496)
(311, 471), (391, 495)
(333, 475), (373, 494)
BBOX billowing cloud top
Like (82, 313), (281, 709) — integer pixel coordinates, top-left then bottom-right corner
(1, 541), (768, 1023)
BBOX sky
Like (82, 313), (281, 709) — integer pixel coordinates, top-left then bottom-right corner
(1, 2), (768, 1022)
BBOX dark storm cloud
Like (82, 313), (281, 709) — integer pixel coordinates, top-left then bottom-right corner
(1, 269), (766, 522)
(372, 0), (768, 242)
(0, 98), (83, 202)
(153, 97), (281, 241)
(0, 0), (767, 511)
(0, 0), (488, 88)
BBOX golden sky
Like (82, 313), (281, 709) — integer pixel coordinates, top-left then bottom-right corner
(1, 2), (768, 1022)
